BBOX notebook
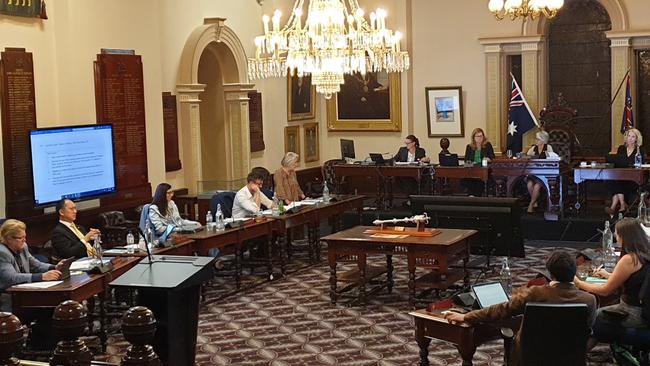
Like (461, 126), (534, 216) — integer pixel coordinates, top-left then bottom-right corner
(472, 282), (509, 309)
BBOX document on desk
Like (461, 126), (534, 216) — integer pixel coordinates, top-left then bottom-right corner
(224, 217), (251, 224)
(13, 281), (63, 289)
(585, 276), (607, 283)
(370, 233), (409, 239)
(70, 258), (111, 271)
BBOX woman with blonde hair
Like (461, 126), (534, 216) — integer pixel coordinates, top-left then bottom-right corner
(462, 128), (495, 196)
(606, 128), (645, 216)
(0, 219), (65, 311)
(274, 152), (306, 204)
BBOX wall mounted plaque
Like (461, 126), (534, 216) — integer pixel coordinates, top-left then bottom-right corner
(162, 92), (181, 172)
(0, 48), (41, 217)
(248, 91), (265, 152)
(94, 52), (151, 205)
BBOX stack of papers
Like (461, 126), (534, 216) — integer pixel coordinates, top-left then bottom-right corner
(13, 281), (63, 289)
(585, 276), (607, 283)
(224, 217), (251, 224)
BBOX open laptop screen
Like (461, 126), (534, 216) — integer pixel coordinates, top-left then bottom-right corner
(472, 282), (509, 308)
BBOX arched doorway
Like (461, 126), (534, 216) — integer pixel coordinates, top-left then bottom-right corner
(548, 0), (612, 155)
(177, 18), (254, 194)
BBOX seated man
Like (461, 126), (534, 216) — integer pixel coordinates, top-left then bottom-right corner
(51, 198), (101, 259)
(232, 171), (274, 219)
(445, 250), (597, 363)
(0, 219), (64, 312)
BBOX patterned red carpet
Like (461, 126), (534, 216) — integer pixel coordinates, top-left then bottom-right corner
(103, 244), (615, 365)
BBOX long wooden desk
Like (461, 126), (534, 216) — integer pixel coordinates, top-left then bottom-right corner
(433, 166), (490, 196)
(266, 195), (365, 274)
(185, 219), (274, 285)
(574, 166), (650, 213)
(489, 158), (567, 220)
(333, 165), (433, 208)
(321, 226), (477, 306)
(410, 309), (502, 366)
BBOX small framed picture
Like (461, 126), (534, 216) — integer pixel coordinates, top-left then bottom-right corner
(425, 86), (464, 137)
(287, 73), (316, 121)
(284, 125), (300, 157)
(303, 122), (319, 162)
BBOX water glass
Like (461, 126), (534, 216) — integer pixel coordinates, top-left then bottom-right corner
(506, 149), (513, 158)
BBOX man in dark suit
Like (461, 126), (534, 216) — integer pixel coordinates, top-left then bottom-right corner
(445, 251), (597, 366)
(51, 198), (101, 259)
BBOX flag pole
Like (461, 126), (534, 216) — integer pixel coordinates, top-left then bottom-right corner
(609, 67), (631, 107)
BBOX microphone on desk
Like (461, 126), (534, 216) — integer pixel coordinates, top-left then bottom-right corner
(136, 227), (155, 264)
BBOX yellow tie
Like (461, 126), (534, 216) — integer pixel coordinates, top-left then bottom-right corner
(70, 223), (95, 257)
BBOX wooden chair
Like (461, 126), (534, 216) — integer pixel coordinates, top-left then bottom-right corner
(501, 303), (589, 366)
(321, 159), (346, 194)
(539, 93), (580, 163)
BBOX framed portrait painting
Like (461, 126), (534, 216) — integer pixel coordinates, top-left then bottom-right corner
(425, 86), (464, 137)
(303, 122), (319, 162)
(326, 71), (402, 131)
(284, 125), (300, 158)
(287, 73), (316, 121)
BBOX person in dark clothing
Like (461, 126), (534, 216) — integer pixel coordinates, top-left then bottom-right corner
(606, 128), (645, 216)
(462, 128), (495, 196)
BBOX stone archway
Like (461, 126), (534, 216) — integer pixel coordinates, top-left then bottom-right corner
(177, 18), (254, 194)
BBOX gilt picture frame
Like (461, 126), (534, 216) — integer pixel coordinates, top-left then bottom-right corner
(425, 86), (464, 137)
(284, 125), (300, 158)
(287, 73), (316, 121)
(303, 122), (319, 162)
(327, 71), (402, 132)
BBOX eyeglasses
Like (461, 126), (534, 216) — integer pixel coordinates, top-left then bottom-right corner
(166, 191), (174, 195)
(10, 236), (26, 241)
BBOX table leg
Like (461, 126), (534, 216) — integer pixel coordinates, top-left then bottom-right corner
(314, 224), (322, 262)
(235, 243), (242, 289)
(307, 223), (315, 262)
(408, 255), (416, 308)
(99, 293), (107, 351)
(267, 236), (274, 280)
(415, 320), (431, 366)
(358, 254), (367, 304)
(386, 254), (394, 294)
(328, 252), (337, 304)
(281, 231), (288, 276)
(458, 343), (477, 366)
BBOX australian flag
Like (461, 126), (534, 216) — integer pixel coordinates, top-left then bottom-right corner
(506, 77), (539, 153)
(620, 75), (634, 134)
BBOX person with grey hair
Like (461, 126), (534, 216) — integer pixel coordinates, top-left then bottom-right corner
(274, 152), (306, 204)
(525, 130), (556, 213)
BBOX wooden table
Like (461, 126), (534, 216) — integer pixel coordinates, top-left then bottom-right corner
(489, 158), (567, 220)
(433, 166), (490, 196)
(410, 309), (502, 366)
(267, 195), (365, 274)
(574, 166), (650, 214)
(321, 226), (477, 306)
(7, 256), (140, 346)
(333, 165), (433, 208)
(185, 219), (274, 285)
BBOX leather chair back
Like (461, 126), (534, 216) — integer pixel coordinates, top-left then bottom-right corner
(519, 303), (589, 366)
(98, 211), (126, 227)
(210, 192), (236, 219)
(321, 159), (345, 193)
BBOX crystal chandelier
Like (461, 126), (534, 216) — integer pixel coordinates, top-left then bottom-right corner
(248, 0), (410, 99)
(488, 0), (564, 20)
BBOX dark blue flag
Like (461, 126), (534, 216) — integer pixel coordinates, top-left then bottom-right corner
(506, 77), (538, 153)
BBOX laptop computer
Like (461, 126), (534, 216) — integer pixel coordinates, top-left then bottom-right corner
(472, 282), (509, 308)
(369, 153), (387, 165)
(439, 153), (459, 167)
(58, 257), (76, 280)
(605, 153), (629, 168)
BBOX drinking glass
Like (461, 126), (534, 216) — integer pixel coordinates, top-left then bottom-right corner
(506, 149), (513, 158)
